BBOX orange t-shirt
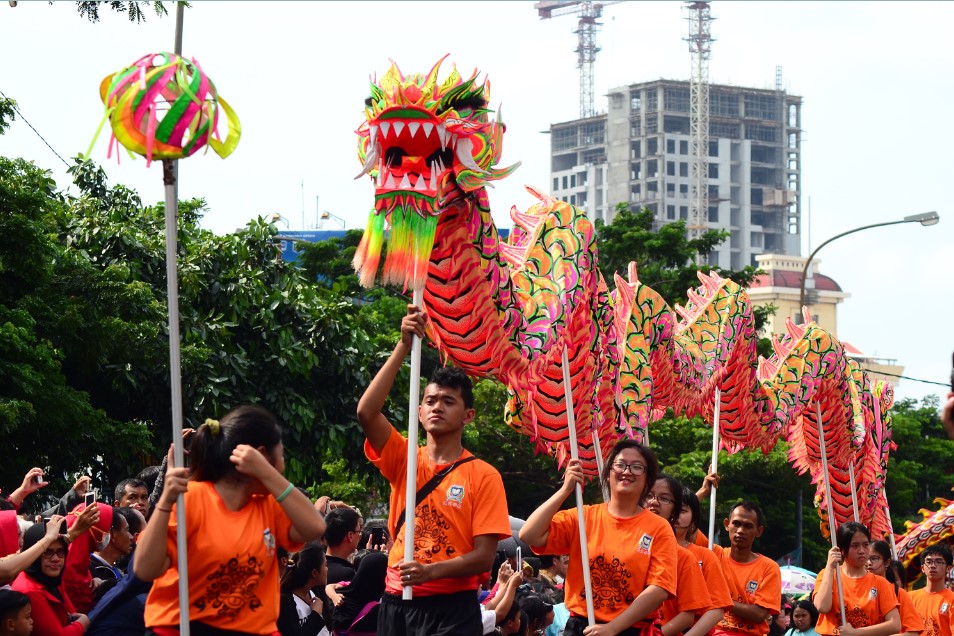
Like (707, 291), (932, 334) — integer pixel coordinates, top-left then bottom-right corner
(715, 545), (782, 636)
(660, 545), (713, 628)
(813, 570), (899, 636)
(898, 587), (926, 634)
(694, 530), (711, 548)
(144, 481), (302, 633)
(533, 504), (678, 625)
(365, 427), (511, 597)
(909, 588), (954, 636)
(687, 542), (733, 610)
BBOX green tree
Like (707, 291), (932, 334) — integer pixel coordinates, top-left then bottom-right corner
(74, 1), (169, 23)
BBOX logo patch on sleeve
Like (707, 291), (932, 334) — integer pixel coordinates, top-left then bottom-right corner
(637, 533), (653, 555)
(868, 588), (878, 600)
(941, 602), (949, 615)
(746, 580), (758, 595)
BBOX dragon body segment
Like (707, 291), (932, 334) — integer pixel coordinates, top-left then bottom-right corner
(353, 59), (895, 535)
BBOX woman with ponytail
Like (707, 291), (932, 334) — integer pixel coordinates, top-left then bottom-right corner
(135, 406), (326, 635)
(277, 542), (331, 636)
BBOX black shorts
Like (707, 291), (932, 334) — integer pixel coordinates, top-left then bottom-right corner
(564, 615), (661, 636)
(376, 590), (481, 636)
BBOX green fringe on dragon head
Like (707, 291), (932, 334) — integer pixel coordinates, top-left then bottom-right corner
(352, 55), (520, 290)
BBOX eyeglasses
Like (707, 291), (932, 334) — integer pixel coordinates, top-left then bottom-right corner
(866, 555), (883, 563)
(611, 461), (646, 476)
(923, 559), (948, 567)
(644, 493), (675, 506)
(41, 548), (67, 559)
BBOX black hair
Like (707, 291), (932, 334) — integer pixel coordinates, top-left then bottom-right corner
(835, 521), (869, 554)
(427, 366), (474, 409)
(280, 542), (326, 593)
(682, 487), (701, 536)
(791, 599), (819, 631)
(113, 478), (147, 503)
(323, 507), (361, 547)
(0, 589), (29, 621)
(518, 594), (554, 632)
(650, 474), (684, 525)
(135, 465), (161, 493)
(499, 599), (522, 627)
(189, 405), (283, 482)
(870, 540), (892, 564)
(538, 554), (557, 569)
(730, 501), (765, 528)
(922, 543), (954, 567)
(115, 507), (145, 535)
(886, 559), (907, 590)
(600, 439), (658, 501)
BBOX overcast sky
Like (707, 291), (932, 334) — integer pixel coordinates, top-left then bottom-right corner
(2, 1), (951, 407)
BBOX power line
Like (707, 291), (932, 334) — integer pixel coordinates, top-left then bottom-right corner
(0, 88), (71, 168)
(858, 367), (950, 388)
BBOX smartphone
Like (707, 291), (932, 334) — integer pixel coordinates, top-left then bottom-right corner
(84, 490), (96, 507)
(516, 546), (522, 569)
(42, 517), (66, 533)
(33, 473), (42, 485)
(371, 526), (385, 547)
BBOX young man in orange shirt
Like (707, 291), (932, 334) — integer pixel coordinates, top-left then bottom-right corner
(712, 502), (782, 636)
(357, 305), (512, 635)
(909, 545), (954, 636)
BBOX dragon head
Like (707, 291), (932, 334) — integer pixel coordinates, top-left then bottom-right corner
(352, 56), (519, 290)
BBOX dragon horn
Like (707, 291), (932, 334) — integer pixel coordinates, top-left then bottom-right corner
(423, 54), (449, 99)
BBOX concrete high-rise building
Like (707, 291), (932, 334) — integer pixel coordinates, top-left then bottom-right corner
(548, 78), (802, 269)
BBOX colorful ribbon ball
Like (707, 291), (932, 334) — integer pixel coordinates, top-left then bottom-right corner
(96, 52), (240, 165)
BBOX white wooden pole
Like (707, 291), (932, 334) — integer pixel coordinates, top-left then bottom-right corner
(817, 402), (846, 625)
(707, 388), (721, 549)
(591, 427), (609, 503)
(402, 287), (424, 600)
(847, 462), (860, 523)
(562, 347), (596, 627)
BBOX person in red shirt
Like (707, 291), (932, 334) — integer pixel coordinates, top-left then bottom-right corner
(521, 439), (678, 636)
(908, 545), (954, 636)
(813, 521), (899, 636)
(712, 502), (783, 636)
(357, 305), (511, 635)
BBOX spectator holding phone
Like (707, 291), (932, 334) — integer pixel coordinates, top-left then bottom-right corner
(12, 522), (90, 635)
(135, 406), (326, 635)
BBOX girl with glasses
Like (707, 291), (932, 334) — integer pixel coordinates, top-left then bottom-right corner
(520, 440), (678, 636)
(11, 521), (89, 635)
(866, 541), (922, 636)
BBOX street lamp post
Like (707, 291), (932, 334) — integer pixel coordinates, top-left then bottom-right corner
(798, 212), (940, 320)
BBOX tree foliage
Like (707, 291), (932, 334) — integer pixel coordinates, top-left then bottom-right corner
(74, 1), (169, 23)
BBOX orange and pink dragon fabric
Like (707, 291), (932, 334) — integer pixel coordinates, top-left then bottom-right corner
(353, 58), (894, 535)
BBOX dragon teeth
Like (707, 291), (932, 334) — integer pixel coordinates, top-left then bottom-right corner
(422, 122), (433, 138)
(399, 174), (411, 189)
(384, 172), (396, 189)
(414, 174), (427, 191)
(407, 122), (420, 138)
(393, 122), (405, 137)
(380, 122), (391, 138)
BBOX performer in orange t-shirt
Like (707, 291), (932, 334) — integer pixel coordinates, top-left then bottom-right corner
(135, 406), (326, 635)
(908, 545), (954, 636)
(678, 488), (732, 636)
(712, 502), (782, 636)
(645, 476), (712, 636)
(866, 540), (923, 635)
(357, 306), (511, 636)
(813, 522), (899, 636)
(522, 440), (678, 636)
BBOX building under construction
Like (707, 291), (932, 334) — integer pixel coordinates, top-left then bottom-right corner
(549, 78), (802, 269)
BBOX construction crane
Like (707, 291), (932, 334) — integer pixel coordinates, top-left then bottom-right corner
(535, 1), (622, 118)
(684, 1), (714, 263)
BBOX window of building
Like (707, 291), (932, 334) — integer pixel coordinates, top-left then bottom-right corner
(646, 88), (657, 111)
(630, 162), (641, 180)
(581, 121), (606, 145)
(709, 140), (718, 157)
(663, 116), (690, 134)
(667, 139), (676, 154)
(562, 176), (568, 189)
(553, 178), (559, 191)
(710, 91), (739, 117)
(667, 161), (676, 176)
(578, 172), (587, 186)
(680, 140), (689, 155)
(646, 116), (658, 134)
(708, 251), (720, 266)
(680, 183), (689, 197)
(647, 181), (658, 193)
(667, 204), (676, 220)
(647, 137), (658, 155)
(630, 119), (641, 137)
(664, 87), (690, 112)
(751, 187), (764, 205)
(679, 205), (688, 220)
(631, 142), (641, 159)
(708, 206), (719, 222)
(570, 174), (576, 188)
(582, 149), (605, 164)
(647, 159), (658, 177)
(679, 162), (689, 177)
(744, 94), (779, 121)
(553, 126), (577, 150)
(745, 124), (778, 143)
(631, 183), (641, 198)
(667, 182), (676, 195)
(570, 194), (576, 206)
(708, 164), (719, 179)
(710, 122), (740, 139)
(708, 184), (719, 199)
(750, 231), (764, 248)
(631, 91), (641, 111)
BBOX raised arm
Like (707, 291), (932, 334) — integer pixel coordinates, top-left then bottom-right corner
(519, 459), (582, 547)
(356, 305), (425, 454)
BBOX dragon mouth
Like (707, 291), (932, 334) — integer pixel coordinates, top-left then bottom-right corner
(357, 109), (486, 211)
